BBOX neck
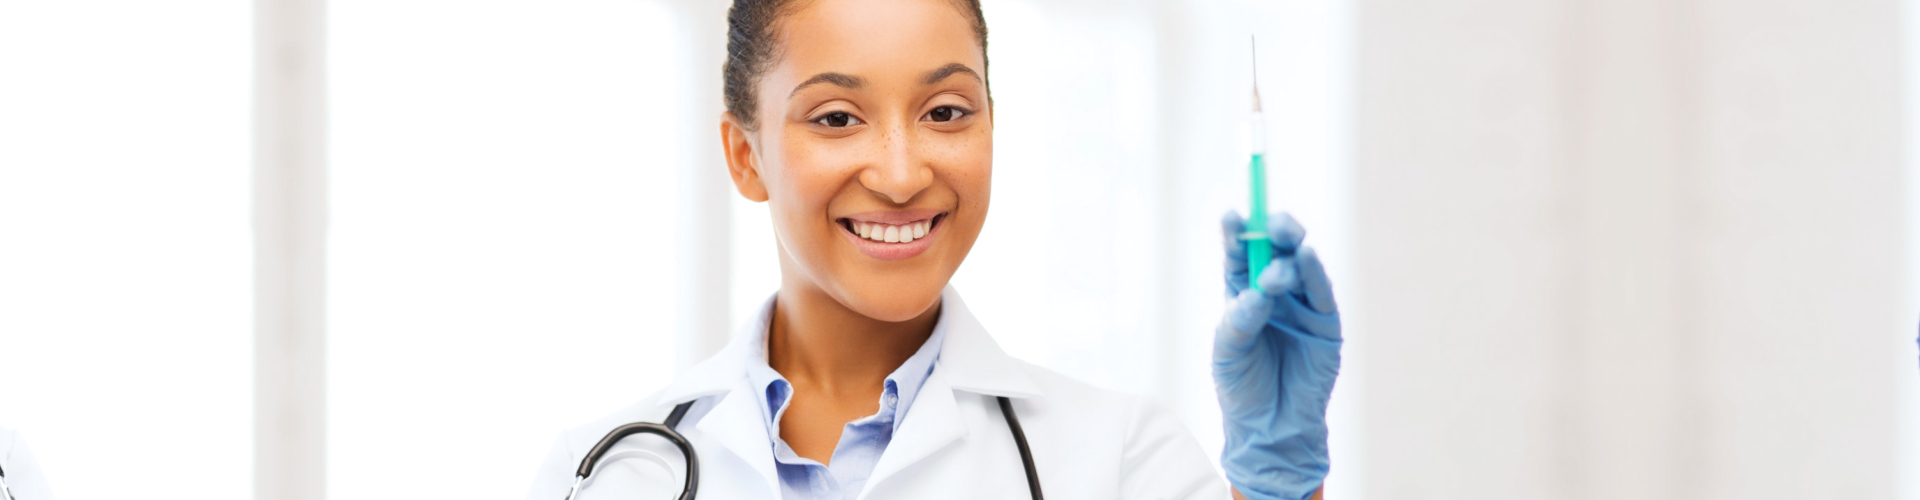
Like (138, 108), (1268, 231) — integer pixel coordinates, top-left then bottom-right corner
(768, 280), (941, 400)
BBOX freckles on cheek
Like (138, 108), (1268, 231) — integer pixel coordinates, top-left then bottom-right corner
(941, 136), (992, 186)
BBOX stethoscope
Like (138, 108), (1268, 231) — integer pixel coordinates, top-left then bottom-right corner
(566, 396), (1043, 500)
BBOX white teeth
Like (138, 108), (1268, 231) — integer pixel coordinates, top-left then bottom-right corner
(850, 219), (934, 243)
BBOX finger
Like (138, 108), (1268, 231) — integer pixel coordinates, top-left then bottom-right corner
(1216, 289), (1273, 354)
(1254, 254), (1298, 297)
(1220, 210), (1247, 261)
(1266, 212), (1307, 255)
(1224, 266), (1250, 297)
(1221, 211), (1250, 297)
(1224, 244), (1248, 273)
(1294, 246), (1338, 314)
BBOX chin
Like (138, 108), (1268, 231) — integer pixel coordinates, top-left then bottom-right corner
(833, 280), (947, 323)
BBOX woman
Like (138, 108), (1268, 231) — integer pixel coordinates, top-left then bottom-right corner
(526, 0), (1340, 498)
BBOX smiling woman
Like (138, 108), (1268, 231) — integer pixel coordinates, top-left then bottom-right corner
(714, 0), (997, 472)
(528, 0), (1340, 499)
(719, 0), (995, 325)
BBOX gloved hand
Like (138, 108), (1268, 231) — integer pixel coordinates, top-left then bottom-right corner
(1213, 210), (1342, 500)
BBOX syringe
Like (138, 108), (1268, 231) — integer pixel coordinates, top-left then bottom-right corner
(1245, 37), (1272, 289)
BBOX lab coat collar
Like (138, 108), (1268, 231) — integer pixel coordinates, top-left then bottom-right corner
(688, 374), (782, 498)
(651, 294), (781, 497)
(655, 286), (1040, 405)
(647, 285), (1042, 499)
(860, 286), (1044, 498)
(650, 296), (774, 407)
(925, 286), (1042, 399)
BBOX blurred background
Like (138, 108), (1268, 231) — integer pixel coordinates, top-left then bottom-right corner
(0, 0), (1914, 499)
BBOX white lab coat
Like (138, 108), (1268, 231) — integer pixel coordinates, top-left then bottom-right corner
(0, 427), (53, 500)
(526, 287), (1230, 500)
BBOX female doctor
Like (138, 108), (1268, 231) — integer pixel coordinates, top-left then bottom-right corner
(525, 0), (1342, 498)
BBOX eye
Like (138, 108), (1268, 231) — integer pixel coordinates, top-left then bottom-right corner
(813, 112), (861, 128)
(924, 106), (968, 123)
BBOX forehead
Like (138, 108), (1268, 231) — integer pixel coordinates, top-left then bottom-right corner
(768, 0), (983, 87)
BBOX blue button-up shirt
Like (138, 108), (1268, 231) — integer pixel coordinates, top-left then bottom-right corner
(744, 326), (945, 500)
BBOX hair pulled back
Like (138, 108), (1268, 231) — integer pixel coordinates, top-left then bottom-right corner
(724, 0), (990, 129)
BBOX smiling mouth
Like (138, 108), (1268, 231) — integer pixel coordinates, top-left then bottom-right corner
(839, 214), (945, 243)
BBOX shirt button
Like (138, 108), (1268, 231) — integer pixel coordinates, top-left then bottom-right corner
(883, 392), (898, 405)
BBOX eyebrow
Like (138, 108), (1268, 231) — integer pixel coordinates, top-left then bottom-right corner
(786, 64), (984, 99)
(923, 63), (981, 85)
(789, 72), (865, 98)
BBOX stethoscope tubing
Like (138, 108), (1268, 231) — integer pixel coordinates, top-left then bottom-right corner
(570, 395), (1040, 500)
(568, 401), (698, 500)
(996, 396), (1044, 500)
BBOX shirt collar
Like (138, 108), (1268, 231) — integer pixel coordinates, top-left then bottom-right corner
(649, 285), (1041, 414)
(741, 299), (948, 431)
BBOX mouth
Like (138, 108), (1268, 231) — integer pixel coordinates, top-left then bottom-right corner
(836, 212), (947, 261)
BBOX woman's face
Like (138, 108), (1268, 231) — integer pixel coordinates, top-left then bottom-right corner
(723, 0), (992, 322)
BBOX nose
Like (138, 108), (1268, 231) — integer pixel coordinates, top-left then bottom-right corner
(857, 124), (934, 204)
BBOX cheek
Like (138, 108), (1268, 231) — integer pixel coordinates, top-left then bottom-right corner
(772, 129), (866, 193)
(939, 131), (992, 210)
(765, 140), (853, 238)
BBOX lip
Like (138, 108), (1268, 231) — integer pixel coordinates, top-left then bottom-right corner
(836, 211), (946, 261)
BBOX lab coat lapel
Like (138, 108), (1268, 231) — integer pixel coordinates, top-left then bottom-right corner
(692, 379), (782, 499)
(923, 287), (1042, 399)
(858, 364), (965, 499)
(658, 294), (782, 498)
(856, 287), (1042, 499)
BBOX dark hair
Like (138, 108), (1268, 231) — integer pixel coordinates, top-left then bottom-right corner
(724, 0), (990, 129)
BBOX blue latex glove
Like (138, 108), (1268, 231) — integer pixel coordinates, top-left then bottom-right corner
(1214, 210), (1342, 500)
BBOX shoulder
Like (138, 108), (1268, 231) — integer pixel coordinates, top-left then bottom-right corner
(1004, 361), (1229, 499)
(1008, 359), (1175, 429)
(993, 360), (1196, 461)
(526, 388), (714, 500)
(554, 388), (706, 459)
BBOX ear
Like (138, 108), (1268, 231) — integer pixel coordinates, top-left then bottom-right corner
(720, 112), (769, 202)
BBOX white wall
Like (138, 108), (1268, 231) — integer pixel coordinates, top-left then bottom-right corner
(1355, 0), (1913, 498)
(325, 1), (685, 498)
(0, 3), (254, 500)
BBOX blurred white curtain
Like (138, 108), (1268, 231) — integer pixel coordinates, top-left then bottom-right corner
(1356, 0), (1916, 499)
(0, 2), (254, 500)
(326, 1), (683, 497)
(1903, 1), (1920, 498)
